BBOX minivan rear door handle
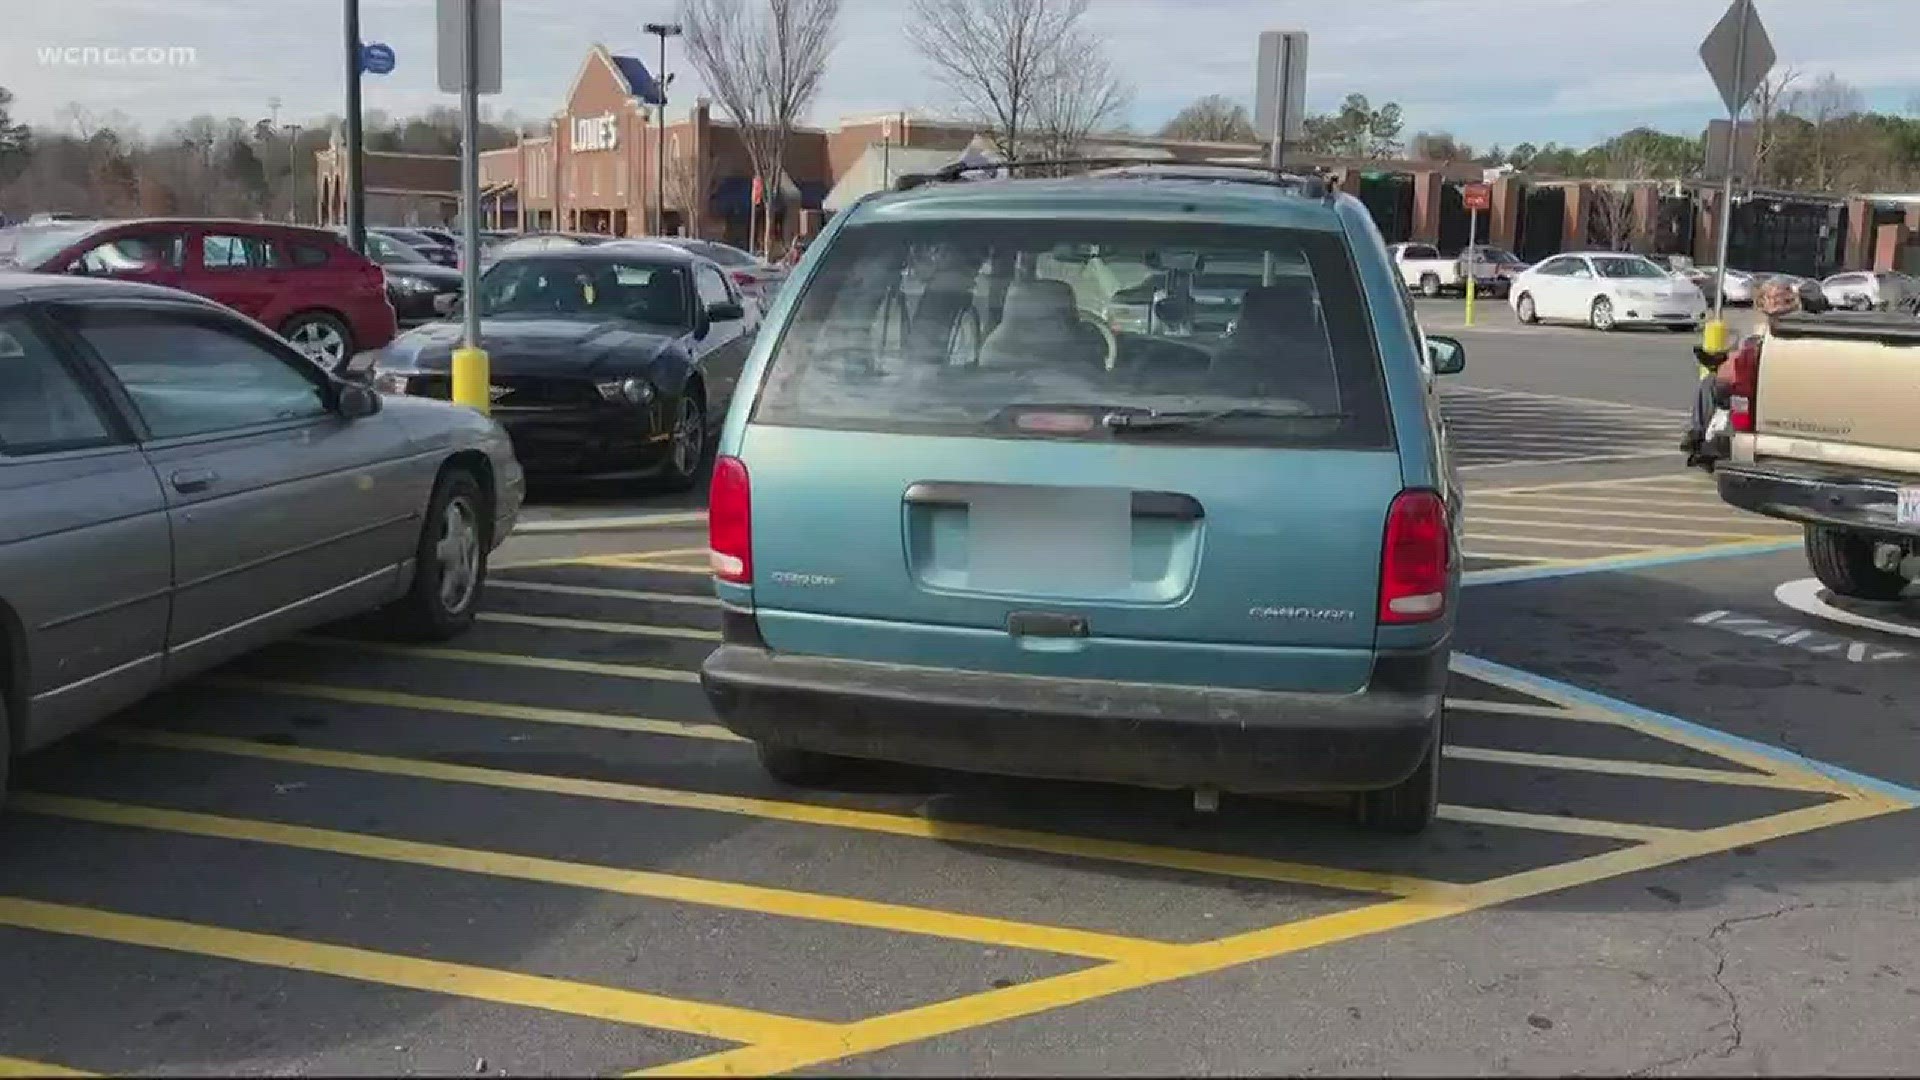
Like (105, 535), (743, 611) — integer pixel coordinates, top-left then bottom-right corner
(170, 468), (218, 493)
(903, 482), (1203, 520)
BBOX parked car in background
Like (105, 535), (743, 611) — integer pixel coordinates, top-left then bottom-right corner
(343, 228), (466, 327)
(645, 236), (788, 302)
(1821, 270), (1915, 312)
(1387, 242), (1499, 298)
(0, 217), (397, 366)
(1510, 251), (1706, 331)
(0, 271), (523, 802)
(367, 244), (754, 491)
(1460, 244), (1527, 297)
(372, 226), (457, 268)
(1759, 273), (1831, 313)
(699, 162), (1465, 833)
(1685, 266), (1755, 305)
(25, 211), (88, 225)
(484, 231), (624, 265)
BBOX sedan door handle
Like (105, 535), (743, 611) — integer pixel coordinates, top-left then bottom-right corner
(170, 468), (218, 493)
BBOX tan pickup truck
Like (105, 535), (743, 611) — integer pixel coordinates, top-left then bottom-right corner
(1715, 313), (1920, 599)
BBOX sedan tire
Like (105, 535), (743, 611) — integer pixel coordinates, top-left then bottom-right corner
(1589, 296), (1617, 332)
(1515, 293), (1539, 324)
(282, 311), (356, 368)
(659, 389), (708, 493)
(390, 468), (489, 640)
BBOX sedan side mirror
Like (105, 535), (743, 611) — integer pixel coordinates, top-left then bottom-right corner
(706, 300), (744, 322)
(1426, 335), (1466, 376)
(334, 381), (384, 419)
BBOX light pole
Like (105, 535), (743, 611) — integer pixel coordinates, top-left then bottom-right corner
(342, 0), (366, 250)
(643, 22), (682, 237)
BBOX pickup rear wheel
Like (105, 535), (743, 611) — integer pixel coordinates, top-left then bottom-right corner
(1805, 526), (1910, 601)
(1420, 273), (1442, 298)
(1354, 712), (1441, 834)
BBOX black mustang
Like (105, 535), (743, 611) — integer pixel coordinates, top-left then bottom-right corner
(369, 243), (755, 489)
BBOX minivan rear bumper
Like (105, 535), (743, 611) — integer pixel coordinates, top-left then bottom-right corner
(700, 638), (1447, 794)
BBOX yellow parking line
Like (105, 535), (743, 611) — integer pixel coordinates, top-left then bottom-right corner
(1444, 744), (1837, 792)
(1436, 804), (1684, 843)
(0, 896), (831, 1046)
(16, 794), (1170, 964)
(1465, 517), (1767, 541)
(637, 796), (1906, 1077)
(1467, 501), (1794, 527)
(1462, 533), (1654, 550)
(614, 562), (710, 575)
(1460, 536), (1803, 582)
(299, 637), (702, 684)
(102, 728), (1449, 898)
(1473, 474), (1711, 496)
(1462, 550), (1561, 563)
(1471, 492), (1716, 510)
(0, 1057), (93, 1077)
(578, 548), (709, 567)
(1443, 697), (1597, 722)
(478, 611), (721, 641)
(212, 678), (742, 742)
(1450, 659), (1850, 789)
(487, 579), (721, 607)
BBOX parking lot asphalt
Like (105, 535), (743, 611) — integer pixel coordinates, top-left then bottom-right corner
(4, 314), (1917, 1076)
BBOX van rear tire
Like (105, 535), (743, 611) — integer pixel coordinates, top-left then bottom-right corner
(755, 742), (851, 787)
(1354, 714), (1441, 834)
(1806, 526), (1910, 601)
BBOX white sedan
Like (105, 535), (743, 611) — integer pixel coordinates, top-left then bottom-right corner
(1509, 251), (1707, 332)
(1820, 270), (1915, 312)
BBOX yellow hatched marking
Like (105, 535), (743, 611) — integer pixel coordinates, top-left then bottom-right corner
(487, 579), (721, 607)
(0, 897), (831, 1046)
(634, 797), (1906, 1076)
(1470, 491), (1717, 510)
(213, 678), (741, 742)
(1462, 550), (1561, 563)
(1466, 516), (1769, 541)
(1443, 697), (1592, 721)
(1467, 501), (1796, 528)
(1461, 536), (1800, 581)
(101, 728), (1447, 898)
(0, 1057), (93, 1077)
(1461, 533), (1655, 550)
(298, 638), (702, 684)
(1444, 744), (1834, 792)
(1437, 804), (1685, 843)
(478, 611), (721, 641)
(1471, 474), (1714, 496)
(17, 794), (1167, 964)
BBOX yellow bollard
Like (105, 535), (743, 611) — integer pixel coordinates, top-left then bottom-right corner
(451, 345), (491, 417)
(1464, 277), (1476, 327)
(1701, 318), (1729, 356)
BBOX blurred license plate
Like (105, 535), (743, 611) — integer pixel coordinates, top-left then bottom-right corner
(1899, 486), (1920, 526)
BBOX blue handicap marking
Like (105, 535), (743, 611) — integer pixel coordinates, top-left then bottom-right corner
(360, 42), (396, 75)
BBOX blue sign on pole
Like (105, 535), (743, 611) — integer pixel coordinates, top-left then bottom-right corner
(359, 42), (396, 76)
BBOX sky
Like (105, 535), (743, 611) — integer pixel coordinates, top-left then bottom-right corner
(6, 0), (1920, 151)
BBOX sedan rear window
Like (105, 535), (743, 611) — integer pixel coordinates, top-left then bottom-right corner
(752, 219), (1393, 448)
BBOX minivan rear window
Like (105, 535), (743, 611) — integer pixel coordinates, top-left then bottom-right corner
(752, 220), (1393, 448)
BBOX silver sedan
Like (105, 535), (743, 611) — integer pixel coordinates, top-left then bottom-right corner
(0, 272), (523, 800)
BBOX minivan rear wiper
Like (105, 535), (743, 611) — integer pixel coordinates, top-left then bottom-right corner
(1101, 407), (1350, 431)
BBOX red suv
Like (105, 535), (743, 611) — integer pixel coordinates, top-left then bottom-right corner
(0, 218), (397, 367)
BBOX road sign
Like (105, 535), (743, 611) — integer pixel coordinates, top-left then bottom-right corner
(1462, 184), (1492, 212)
(436, 0), (501, 95)
(1254, 31), (1309, 145)
(1701, 119), (1760, 181)
(1699, 0), (1774, 116)
(359, 41), (395, 76)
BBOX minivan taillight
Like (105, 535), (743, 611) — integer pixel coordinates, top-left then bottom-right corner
(1728, 337), (1761, 433)
(709, 455), (753, 584)
(1379, 490), (1449, 624)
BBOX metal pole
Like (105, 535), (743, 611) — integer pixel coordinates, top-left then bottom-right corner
(343, 0), (366, 250)
(1268, 35), (1292, 172)
(451, 0), (490, 415)
(1705, 0), (1749, 353)
(657, 32), (668, 235)
(1464, 205), (1479, 327)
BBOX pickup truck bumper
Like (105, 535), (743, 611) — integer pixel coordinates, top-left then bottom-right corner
(1717, 460), (1920, 539)
(701, 636), (1448, 794)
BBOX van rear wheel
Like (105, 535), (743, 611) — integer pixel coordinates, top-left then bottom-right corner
(1354, 713), (1441, 834)
(755, 742), (852, 787)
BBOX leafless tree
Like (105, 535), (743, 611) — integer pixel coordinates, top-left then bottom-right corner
(1586, 185), (1637, 252)
(1158, 94), (1256, 143)
(1028, 31), (1130, 163)
(1747, 65), (1800, 184)
(1786, 72), (1866, 191)
(662, 132), (711, 236)
(905, 0), (1088, 161)
(1409, 131), (1473, 163)
(680, 0), (841, 255)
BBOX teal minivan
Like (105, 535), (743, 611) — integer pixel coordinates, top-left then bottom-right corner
(700, 164), (1465, 832)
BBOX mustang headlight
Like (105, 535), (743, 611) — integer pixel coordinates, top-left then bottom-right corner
(596, 376), (655, 405)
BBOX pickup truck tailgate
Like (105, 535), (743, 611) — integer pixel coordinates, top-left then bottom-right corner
(1752, 314), (1920, 471)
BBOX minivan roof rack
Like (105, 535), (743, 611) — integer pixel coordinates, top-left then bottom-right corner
(892, 157), (1333, 199)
